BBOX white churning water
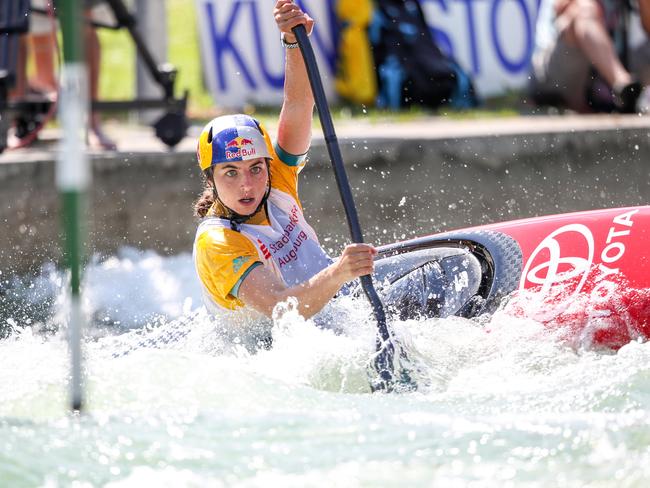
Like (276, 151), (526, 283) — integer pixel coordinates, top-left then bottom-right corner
(1, 247), (650, 487)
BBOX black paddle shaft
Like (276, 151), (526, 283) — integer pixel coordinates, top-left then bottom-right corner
(291, 24), (396, 387)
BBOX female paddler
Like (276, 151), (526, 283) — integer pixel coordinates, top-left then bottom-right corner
(193, 0), (376, 319)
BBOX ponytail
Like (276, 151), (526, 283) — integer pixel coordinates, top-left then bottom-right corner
(193, 168), (215, 218)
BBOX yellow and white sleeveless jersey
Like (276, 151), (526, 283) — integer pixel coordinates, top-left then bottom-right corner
(193, 144), (332, 312)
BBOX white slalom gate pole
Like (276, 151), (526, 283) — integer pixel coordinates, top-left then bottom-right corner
(56, 0), (89, 412)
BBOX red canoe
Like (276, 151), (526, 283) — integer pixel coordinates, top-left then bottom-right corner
(377, 206), (650, 349)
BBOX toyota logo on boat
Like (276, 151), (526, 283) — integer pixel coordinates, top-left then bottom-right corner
(520, 224), (595, 296)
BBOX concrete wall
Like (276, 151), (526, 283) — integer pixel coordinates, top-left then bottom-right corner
(1, 119), (649, 277)
(0, 152), (200, 277)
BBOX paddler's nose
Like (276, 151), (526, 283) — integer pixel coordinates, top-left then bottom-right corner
(240, 171), (255, 192)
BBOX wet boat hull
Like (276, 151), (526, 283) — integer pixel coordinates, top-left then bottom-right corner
(377, 206), (650, 347)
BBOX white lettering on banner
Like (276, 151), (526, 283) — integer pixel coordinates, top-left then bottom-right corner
(521, 210), (638, 295)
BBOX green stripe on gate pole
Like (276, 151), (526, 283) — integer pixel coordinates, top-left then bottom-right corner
(57, 0), (89, 413)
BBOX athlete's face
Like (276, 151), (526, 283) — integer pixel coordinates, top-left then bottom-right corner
(212, 157), (269, 215)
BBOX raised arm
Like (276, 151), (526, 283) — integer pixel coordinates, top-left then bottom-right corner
(273, 0), (315, 155)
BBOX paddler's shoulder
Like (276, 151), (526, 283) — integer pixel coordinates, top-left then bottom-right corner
(269, 141), (306, 201)
(195, 223), (257, 253)
(271, 141), (308, 170)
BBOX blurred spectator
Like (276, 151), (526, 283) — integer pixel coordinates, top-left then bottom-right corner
(28, 0), (58, 97)
(369, 0), (477, 110)
(530, 0), (650, 113)
(14, 0), (116, 149)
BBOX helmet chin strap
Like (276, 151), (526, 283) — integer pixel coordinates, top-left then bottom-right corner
(211, 160), (272, 231)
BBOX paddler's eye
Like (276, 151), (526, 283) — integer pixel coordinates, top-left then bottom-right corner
(250, 165), (263, 175)
(225, 169), (237, 178)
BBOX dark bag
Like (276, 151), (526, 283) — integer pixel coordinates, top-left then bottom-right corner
(1, 0), (30, 89)
(369, 0), (477, 109)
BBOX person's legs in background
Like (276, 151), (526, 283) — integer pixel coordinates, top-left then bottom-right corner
(29, 33), (58, 97)
(530, 36), (592, 112)
(29, 0), (58, 98)
(558, 0), (641, 112)
(8, 37), (28, 100)
(629, 39), (650, 112)
(6, 1), (53, 148)
(33, 1), (118, 150)
(12, 1), (116, 149)
(84, 9), (117, 151)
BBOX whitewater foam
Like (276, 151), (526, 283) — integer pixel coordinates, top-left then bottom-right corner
(2, 248), (650, 486)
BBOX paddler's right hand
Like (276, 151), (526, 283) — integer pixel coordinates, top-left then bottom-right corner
(274, 0), (314, 42)
(335, 243), (378, 282)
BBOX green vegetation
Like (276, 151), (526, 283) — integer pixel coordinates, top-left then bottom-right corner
(96, 21), (134, 101)
(165, 0), (215, 115)
(97, 0), (214, 117)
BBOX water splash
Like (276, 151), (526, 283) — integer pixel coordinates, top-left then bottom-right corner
(3, 249), (650, 486)
(503, 268), (650, 350)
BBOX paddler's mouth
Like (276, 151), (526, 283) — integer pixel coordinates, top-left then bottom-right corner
(238, 197), (257, 207)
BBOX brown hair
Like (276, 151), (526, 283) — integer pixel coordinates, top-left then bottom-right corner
(193, 168), (215, 218)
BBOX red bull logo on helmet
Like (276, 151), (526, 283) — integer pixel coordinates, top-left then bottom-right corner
(224, 136), (257, 160)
